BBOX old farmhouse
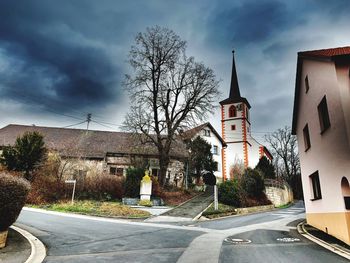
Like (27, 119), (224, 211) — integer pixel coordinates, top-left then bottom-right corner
(0, 123), (226, 184)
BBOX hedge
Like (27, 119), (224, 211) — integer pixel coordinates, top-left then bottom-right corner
(0, 173), (30, 231)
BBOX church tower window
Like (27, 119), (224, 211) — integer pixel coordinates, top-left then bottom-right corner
(229, 105), (237, 117)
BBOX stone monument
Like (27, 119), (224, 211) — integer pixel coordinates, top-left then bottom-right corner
(140, 170), (152, 201)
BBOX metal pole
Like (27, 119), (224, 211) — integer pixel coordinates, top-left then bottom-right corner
(71, 180), (76, 204)
(185, 160), (189, 190)
(214, 185), (218, 210)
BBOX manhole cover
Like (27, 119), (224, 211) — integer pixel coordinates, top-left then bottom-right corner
(224, 238), (251, 244)
(276, 237), (300, 243)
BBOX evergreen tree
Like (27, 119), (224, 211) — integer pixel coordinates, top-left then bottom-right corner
(255, 156), (276, 179)
(188, 136), (216, 182)
(0, 131), (46, 181)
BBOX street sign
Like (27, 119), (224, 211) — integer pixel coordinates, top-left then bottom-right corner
(65, 180), (76, 184)
(65, 179), (76, 204)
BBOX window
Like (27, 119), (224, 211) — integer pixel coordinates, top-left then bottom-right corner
(303, 124), (311, 151)
(318, 96), (330, 133)
(229, 105), (237, 118)
(305, 75), (310, 93)
(310, 171), (322, 200)
(213, 145), (219, 155)
(204, 129), (211, 137)
(110, 167), (123, 176)
(116, 168), (124, 176)
(231, 125), (236, 130)
(110, 167), (116, 175)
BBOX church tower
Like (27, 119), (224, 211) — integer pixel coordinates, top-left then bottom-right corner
(220, 50), (251, 180)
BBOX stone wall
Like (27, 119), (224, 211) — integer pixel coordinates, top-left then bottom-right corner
(265, 184), (294, 207)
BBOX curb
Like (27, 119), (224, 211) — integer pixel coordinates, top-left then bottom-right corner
(193, 201), (213, 221)
(297, 221), (350, 260)
(199, 204), (276, 222)
(11, 225), (46, 263)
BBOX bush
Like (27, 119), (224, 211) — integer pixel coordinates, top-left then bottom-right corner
(0, 173), (30, 231)
(138, 199), (152, 207)
(151, 176), (163, 197)
(124, 168), (144, 198)
(78, 175), (124, 201)
(26, 175), (66, 204)
(240, 168), (265, 198)
(218, 179), (244, 207)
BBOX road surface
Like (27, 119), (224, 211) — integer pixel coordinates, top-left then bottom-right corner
(16, 202), (348, 262)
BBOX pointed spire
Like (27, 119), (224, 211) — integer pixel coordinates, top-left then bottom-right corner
(219, 50), (251, 108)
(229, 50), (241, 99)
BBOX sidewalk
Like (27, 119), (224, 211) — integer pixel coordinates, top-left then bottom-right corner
(0, 228), (31, 263)
(299, 222), (350, 260)
(147, 188), (214, 222)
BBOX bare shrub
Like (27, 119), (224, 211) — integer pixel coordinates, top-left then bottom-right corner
(26, 174), (66, 204)
(0, 173), (30, 231)
(77, 175), (125, 201)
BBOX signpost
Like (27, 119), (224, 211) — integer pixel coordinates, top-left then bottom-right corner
(203, 172), (218, 211)
(65, 179), (76, 204)
(214, 184), (218, 211)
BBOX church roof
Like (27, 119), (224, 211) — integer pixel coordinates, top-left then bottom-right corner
(220, 50), (251, 108)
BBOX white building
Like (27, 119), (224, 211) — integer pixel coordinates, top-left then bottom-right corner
(292, 46), (350, 245)
(181, 122), (226, 181)
(220, 51), (272, 180)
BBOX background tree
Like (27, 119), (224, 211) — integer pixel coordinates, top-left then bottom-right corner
(188, 136), (216, 184)
(123, 26), (220, 185)
(0, 131), (46, 181)
(255, 156), (276, 179)
(265, 126), (303, 199)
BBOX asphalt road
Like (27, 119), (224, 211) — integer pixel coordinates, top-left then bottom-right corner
(16, 202), (348, 262)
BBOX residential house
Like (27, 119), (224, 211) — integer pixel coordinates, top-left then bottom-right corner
(181, 122), (227, 181)
(292, 46), (350, 245)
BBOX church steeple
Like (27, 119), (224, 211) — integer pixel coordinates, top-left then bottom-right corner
(220, 50), (251, 109)
(229, 50), (241, 99)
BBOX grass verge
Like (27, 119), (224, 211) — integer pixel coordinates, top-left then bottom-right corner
(276, 202), (293, 209)
(30, 200), (151, 219)
(202, 203), (237, 219)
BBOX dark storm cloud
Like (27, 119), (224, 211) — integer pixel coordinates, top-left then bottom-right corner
(0, 1), (121, 114)
(206, 0), (304, 48)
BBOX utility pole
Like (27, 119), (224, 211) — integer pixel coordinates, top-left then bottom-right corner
(86, 113), (92, 131)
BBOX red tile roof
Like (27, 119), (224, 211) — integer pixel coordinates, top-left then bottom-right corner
(298, 46), (350, 58)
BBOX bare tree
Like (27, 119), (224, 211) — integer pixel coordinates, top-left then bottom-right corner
(265, 126), (303, 198)
(123, 26), (220, 185)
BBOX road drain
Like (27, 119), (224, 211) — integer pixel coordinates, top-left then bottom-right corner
(276, 237), (300, 242)
(224, 238), (251, 244)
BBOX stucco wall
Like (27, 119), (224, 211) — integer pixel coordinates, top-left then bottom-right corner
(296, 59), (350, 214)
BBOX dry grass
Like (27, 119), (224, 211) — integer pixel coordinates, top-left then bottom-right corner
(31, 200), (150, 218)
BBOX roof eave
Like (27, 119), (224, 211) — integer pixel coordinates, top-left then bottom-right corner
(292, 56), (302, 135)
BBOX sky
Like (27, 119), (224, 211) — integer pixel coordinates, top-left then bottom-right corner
(1, 0), (349, 142)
